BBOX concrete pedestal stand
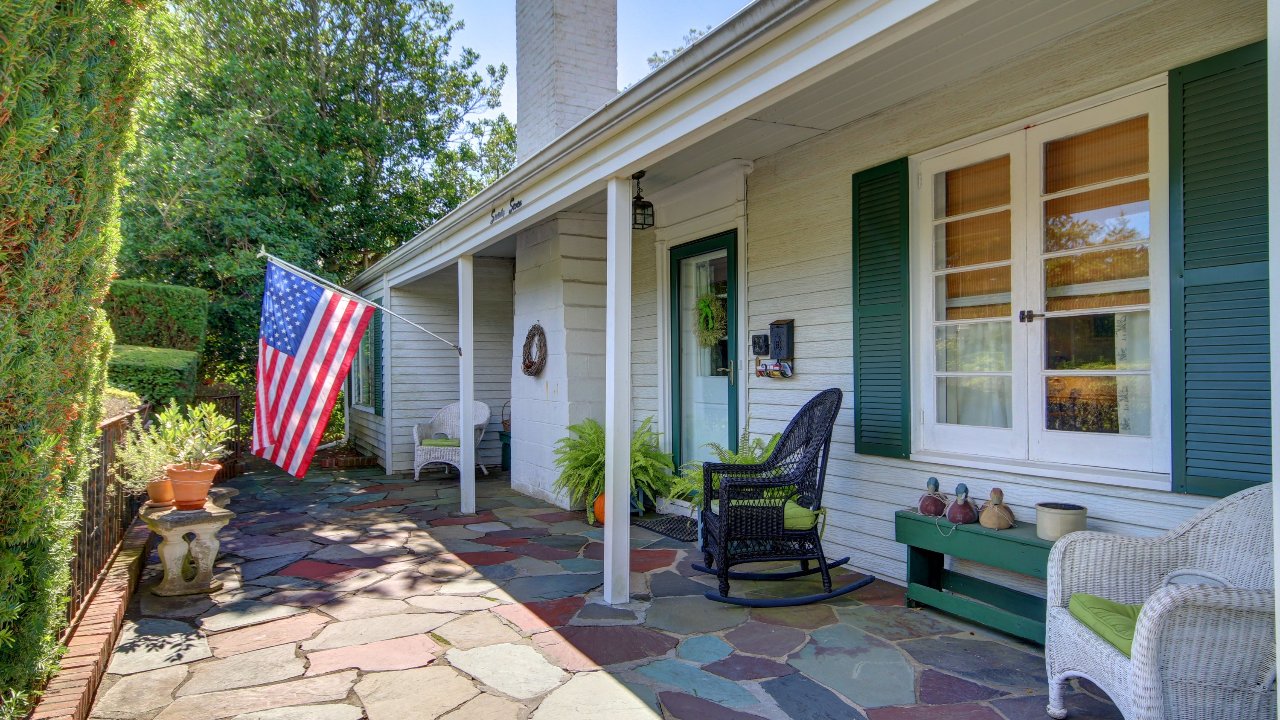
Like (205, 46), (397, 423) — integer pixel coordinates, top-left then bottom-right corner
(141, 489), (237, 597)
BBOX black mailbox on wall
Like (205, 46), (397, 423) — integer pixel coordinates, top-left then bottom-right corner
(769, 319), (793, 361)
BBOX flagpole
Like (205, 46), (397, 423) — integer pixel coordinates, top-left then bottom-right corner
(258, 248), (462, 356)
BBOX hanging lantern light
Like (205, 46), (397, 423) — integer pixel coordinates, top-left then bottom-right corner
(631, 170), (655, 230)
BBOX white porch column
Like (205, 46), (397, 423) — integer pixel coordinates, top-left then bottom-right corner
(458, 255), (477, 514)
(604, 176), (633, 604)
(1268, 0), (1280, 693)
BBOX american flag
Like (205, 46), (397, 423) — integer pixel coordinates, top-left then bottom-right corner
(253, 260), (375, 477)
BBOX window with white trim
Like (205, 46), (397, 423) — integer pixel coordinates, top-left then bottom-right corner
(351, 323), (376, 409)
(912, 87), (1170, 474)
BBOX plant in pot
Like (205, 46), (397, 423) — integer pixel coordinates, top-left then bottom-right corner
(668, 421), (782, 510)
(552, 416), (674, 525)
(157, 402), (235, 510)
(114, 420), (176, 508)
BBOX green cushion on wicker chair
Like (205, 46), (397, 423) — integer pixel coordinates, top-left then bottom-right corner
(709, 498), (820, 531)
(418, 437), (461, 447)
(1069, 593), (1143, 657)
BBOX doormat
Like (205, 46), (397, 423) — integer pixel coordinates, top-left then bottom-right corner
(635, 514), (698, 543)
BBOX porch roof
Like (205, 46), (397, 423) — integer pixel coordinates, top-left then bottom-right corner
(348, 0), (1145, 291)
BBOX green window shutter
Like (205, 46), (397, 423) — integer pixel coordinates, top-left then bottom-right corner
(372, 307), (384, 417)
(852, 158), (911, 458)
(1170, 42), (1270, 496)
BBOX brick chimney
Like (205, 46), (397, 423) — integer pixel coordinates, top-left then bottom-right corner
(515, 0), (618, 163)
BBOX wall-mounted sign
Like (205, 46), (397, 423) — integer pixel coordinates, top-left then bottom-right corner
(489, 197), (523, 224)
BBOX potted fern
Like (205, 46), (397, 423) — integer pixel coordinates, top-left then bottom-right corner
(115, 421), (176, 508)
(552, 416), (674, 524)
(157, 402), (236, 510)
(666, 422), (781, 511)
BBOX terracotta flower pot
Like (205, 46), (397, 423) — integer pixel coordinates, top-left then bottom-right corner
(145, 477), (175, 508)
(593, 494), (606, 525)
(166, 463), (221, 510)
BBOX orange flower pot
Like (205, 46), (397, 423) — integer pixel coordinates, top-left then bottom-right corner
(146, 478), (175, 508)
(166, 463), (221, 510)
(593, 494), (606, 526)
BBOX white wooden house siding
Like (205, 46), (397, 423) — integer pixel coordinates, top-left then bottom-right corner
(739, 0), (1263, 587)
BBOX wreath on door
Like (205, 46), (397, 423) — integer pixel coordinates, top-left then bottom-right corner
(695, 292), (727, 348)
(522, 323), (547, 376)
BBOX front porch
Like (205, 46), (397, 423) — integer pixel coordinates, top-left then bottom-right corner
(90, 462), (1119, 720)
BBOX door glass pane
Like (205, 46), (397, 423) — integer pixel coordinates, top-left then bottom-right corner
(936, 377), (1012, 428)
(1045, 376), (1150, 436)
(936, 323), (1012, 372)
(935, 267), (1012, 320)
(1045, 312), (1150, 371)
(934, 211), (1012, 269)
(1044, 116), (1148, 193)
(1044, 246), (1149, 312)
(1044, 181), (1149, 252)
(679, 249), (730, 464)
(934, 156), (1011, 218)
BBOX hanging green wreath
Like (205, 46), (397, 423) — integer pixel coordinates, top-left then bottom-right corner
(695, 292), (727, 348)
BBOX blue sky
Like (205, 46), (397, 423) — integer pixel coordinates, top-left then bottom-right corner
(451, 0), (750, 121)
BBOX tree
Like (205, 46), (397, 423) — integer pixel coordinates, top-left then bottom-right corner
(647, 26), (711, 70)
(0, 0), (151, 710)
(118, 0), (516, 378)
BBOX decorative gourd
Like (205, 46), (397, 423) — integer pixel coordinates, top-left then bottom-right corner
(917, 476), (947, 517)
(945, 483), (979, 525)
(979, 487), (1016, 530)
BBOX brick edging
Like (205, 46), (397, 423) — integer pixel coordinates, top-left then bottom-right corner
(29, 520), (151, 720)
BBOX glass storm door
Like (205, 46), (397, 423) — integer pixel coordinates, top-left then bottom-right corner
(670, 231), (738, 467)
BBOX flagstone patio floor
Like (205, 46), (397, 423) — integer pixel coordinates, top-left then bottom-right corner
(89, 461), (1121, 720)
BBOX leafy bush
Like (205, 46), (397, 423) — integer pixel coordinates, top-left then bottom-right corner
(669, 423), (782, 508)
(0, 0), (151, 707)
(552, 417), (674, 524)
(154, 402), (234, 469)
(114, 422), (171, 492)
(108, 345), (199, 406)
(104, 280), (209, 352)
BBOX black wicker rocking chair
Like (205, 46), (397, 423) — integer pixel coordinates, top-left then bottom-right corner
(693, 388), (874, 607)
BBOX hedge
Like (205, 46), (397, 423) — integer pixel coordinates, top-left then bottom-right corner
(108, 345), (200, 406)
(104, 279), (209, 352)
(0, 0), (151, 709)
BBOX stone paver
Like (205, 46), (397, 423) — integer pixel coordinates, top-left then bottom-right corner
(152, 671), (356, 720)
(532, 671), (660, 720)
(92, 666), (188, 718)
(108, 619), (211, 675)
(305, 633), (442, 675)
(356, 666), (478, 720)
(301, 612), (453, 651)
(447, 642), (567, 698)
(93, 462), (1115, 720)
(177, 643), (304, 696)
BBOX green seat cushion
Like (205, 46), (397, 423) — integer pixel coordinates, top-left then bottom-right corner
(1069, 593), (1142, 657)
(709, 498), (820, 531)
(419, 438), (460, 447)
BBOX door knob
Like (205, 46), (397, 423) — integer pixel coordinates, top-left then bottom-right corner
(716, 360), (734, 385)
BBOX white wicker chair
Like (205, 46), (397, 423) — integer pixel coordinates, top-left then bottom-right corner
(413, 401), (491, 480)
(1045, 483), (1275, 720)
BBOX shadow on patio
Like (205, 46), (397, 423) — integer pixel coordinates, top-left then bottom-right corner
(90, 461), (1121, 720)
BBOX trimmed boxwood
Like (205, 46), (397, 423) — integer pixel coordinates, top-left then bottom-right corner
(0, 0), (150, 708)
(105, 279), (209, 352)
(108, 345), (200, 406)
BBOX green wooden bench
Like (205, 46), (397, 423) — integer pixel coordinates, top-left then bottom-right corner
(894, 509), (1053, 644)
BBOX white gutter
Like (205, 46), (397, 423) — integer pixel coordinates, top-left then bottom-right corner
(347, 0), (835, 289)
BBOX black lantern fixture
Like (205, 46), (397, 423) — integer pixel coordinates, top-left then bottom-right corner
(631, 170), (655, 230)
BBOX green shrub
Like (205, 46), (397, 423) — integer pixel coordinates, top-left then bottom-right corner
(108, 345), (199, 406)
(104, 279), (209, 352)
(669, 422), (782, 508)
(102, 386), (143, 420)
(0, 0), (151, 709)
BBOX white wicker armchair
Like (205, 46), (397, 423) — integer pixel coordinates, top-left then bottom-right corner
(1045, 483), (1275, 720)
(413, 401), (491, 480)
